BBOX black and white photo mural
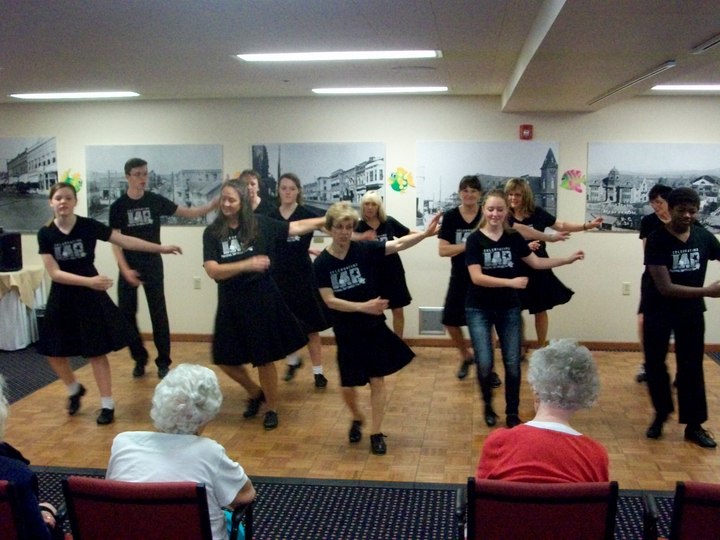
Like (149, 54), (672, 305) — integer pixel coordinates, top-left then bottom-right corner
(587, 143), (720, 232)
(0, 137), (58, 232)
(251, 142), (385, 213)
(86, 145), (223, 226)
(415, 141), (560, 227)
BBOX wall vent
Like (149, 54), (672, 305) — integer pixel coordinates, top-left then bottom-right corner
(418, 307), (445, 335)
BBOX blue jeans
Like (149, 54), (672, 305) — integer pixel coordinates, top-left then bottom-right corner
(466, 305), (522, 415)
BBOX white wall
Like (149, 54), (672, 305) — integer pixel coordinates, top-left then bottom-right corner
(4, 95), (720, 344)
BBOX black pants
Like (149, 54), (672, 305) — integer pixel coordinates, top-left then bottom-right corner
(643, 309), (707, 425)
(118, 274), (171, 367)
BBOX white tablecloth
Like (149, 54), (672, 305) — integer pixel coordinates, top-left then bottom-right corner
(0, 266), (47, 350)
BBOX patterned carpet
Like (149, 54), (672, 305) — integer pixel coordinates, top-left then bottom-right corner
(35, 467), (674, 540)
(0, 344), (87, 403)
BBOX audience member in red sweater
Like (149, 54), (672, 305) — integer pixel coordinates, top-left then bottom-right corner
(476, 339), (608, 483)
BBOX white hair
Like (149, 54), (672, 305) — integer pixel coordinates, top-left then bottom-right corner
(150, 364), (223, 434)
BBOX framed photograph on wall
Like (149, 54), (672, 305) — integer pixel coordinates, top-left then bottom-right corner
(0, 137), (58, 233)
(251, 142), (386, 215)
(86, 144), (223, 226)
(416, 141), (560, 228)
(587, 142), (720, 232)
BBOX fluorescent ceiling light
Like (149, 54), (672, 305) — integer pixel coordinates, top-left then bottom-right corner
(312, 86), (448, 95)
(652, 84), (720, 92)
(691, 32), (720, 55)
(10, 91), (140, 100)
(587, 60), (676, 105)
(238, 50), (441, 62)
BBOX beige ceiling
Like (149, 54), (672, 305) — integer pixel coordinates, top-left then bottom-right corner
(1, 0), (718, 112)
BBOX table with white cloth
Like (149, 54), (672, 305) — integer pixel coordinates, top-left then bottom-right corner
(0, 265), (47, 350)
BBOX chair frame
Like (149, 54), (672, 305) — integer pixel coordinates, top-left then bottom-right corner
(63, 475), (253, 540)
(668, 480), (720, 540)
(0, 479), (21, 540)
(462, 477), (619, 540)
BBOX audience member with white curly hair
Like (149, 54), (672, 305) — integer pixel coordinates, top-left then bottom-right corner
(475, 339), (609, 483)
(107, 364), (255, 540)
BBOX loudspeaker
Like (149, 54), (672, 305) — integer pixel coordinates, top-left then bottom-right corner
(0, 232), (22, 272)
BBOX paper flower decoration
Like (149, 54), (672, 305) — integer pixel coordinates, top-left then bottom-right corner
(61, 169), (83, 193)
(560, 169), (585, 193)
(388, 167), (414, 193)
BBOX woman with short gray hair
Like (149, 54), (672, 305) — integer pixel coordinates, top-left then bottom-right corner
(107, 364), (255, 540)
(476, 339), (609, 483)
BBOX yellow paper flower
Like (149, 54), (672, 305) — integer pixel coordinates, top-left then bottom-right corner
(61, 169), (83, 193)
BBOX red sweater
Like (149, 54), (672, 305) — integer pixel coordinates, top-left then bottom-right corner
(476, 424), (609, 483)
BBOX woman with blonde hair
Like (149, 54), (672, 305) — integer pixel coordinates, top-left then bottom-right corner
(355, 190), (415, 337)
(314, 202), (441, 455)
(504, 177), (602, 349)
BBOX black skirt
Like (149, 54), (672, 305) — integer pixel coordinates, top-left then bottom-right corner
(38, 283), (136, 358)
(334, 321), (415, 386)
(212, 276), (308, 367)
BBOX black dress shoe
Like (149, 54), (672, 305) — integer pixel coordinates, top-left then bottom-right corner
(370, 433), (387, 455)
(96, 408), (115, 425)
(349, 420), (363, 443)
(484, 406), (498, 427)
(457, 358), (473, 379)
(243, 391), (266, 418)
(646, 415), (666, 439)
(685, 425), (717, 448)
(132, 360), (146, 378)
(68, 384), (86, 416)
(283, 360), (303, 381)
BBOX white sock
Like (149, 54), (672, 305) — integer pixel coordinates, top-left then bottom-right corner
(67, 382), (81, 396)
(312, 366), (324, 375)
(100, 397), (115, 410)
(287, 355), (301, 366)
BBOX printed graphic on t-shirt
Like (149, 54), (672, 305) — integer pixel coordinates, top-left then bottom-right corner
(54, 240), (87, 261)
(330, 263), (366, 292)
(286, 235), (301, 243)
(483, 247), (514, 269)
(126, 208), (154, 227)
(377, 233), (389, 242)
(671, 248), (700, 273)
(220, 236), (254, 259)
(455, 229), (473, 244)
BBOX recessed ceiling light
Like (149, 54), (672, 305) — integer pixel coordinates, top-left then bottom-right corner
(238, 50), (442, 62)
(312, 86), (448, 95)
(652, 84), (720, 92)
(10, 91), (140, 100)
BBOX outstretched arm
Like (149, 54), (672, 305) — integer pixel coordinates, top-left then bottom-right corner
(522, 250), (584, 270)
(174, 196), (220, 219)
(288, 217), (325, 237)
(385, 212), (441, 255)
(108, 230), (182, 255)
(553, 216), (603, 232)
(512, 222), (570, 243)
